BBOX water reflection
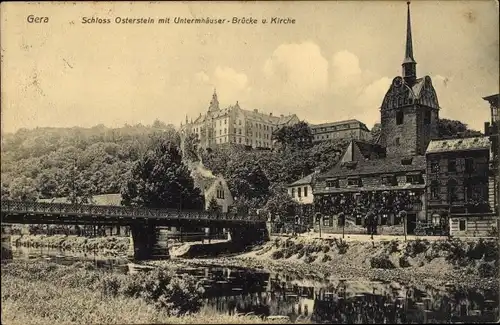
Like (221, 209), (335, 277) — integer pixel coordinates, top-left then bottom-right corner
(9, 246), (499, 324)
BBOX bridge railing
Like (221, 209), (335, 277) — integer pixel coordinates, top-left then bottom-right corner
(1, 200), (266, 222)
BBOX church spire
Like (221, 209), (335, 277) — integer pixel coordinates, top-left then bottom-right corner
(402, 1), (417, 84)
(208, 88), (220, 113)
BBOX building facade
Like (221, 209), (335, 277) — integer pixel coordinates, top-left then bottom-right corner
(425, 137), (496, 236)
(310, 119), (371, 142)
(312, 2), (437, 235)
(180, 91), (300, 150)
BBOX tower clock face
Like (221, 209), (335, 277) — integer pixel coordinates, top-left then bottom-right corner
(393, 77), (403, 88)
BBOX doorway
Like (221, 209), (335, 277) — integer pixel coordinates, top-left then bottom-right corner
(407, 213), (417, 234)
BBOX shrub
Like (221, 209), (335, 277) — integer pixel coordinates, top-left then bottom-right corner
(271, 250), (284, 260)
(322, 245), (330, 253)
(321, 254), (332, 263)
(389, 240), (400, 254)
(370, 255), (396, 269)
(304, 254), (317, 264)
(399, 255), (411, 268)
(478, 262), (497, 278)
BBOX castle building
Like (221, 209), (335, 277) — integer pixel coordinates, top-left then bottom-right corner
(180, 91), (300, 150)
(310, 119), (371, 142)
(311, 2), (440, 234)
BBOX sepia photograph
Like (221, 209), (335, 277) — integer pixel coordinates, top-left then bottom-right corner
(1, 1), (499, 324)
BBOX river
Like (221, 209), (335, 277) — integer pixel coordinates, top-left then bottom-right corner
(10, 246), (499, 324)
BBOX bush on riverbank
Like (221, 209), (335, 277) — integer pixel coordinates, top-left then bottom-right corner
(1, 260), (299, 324)
(2, 260), (204, 316)
(12, 235), (130, 254)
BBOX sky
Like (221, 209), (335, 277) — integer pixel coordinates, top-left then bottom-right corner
(1, 1), (498, 134)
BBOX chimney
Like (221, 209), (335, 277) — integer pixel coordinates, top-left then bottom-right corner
(254, 109), (258, 113)
(269, 113), (273, 116)
(280, 114), (284, 118)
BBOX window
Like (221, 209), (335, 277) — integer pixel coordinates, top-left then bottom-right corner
(382, 175), (396, 186)
(459, 219), (466, 231)
(238, 138), (241, 144)
(395, 137), (400, 145)
(424, 111), (431, 125)
(347, 178), (361, 187)
(447, 179), (459, 203)
(239, 120), (241, 125)
(430, 181), (440, 200)
(326, 180), (339, 188)
(239, 129), (242, 135)
(396, 110), (404, 125)
(304, 187), (308, 197)
(219, 130), (222, 135)
(448, 159), (457, 173)
(216, 188), (225, 199)
(355, 214), (362, 225)
(298, 187), (302, 198)
(431, 160), (440, 173)
(323, 216), (329, 226)
(225, 119), (227, 124)
(233, 128), (236, 134)
(406, 175), (421, 184)
(291, 188), (295, 197)
(465, 158), (475, 173)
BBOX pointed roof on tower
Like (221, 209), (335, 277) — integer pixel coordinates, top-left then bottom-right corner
(403, 1), (416, 65)
(208, 88), (220, 113)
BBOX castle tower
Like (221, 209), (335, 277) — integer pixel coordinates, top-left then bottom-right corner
(208, 88), (220, 113)
(379, 1), (440, 157)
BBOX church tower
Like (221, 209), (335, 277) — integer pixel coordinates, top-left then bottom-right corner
(379, 1), (440, 157)
(208, 88), (220, 113)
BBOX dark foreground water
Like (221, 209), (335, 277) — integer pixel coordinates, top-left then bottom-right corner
(10, 246), (499, 324)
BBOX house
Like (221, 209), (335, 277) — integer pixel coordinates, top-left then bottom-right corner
(425, 136), (497, 237)
(188, 162), (234, 213)
(310, 119), (371, 142)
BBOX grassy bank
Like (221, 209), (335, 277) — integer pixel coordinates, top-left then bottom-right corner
(11, 235), (130, 255)
(1, 260), (299, 324)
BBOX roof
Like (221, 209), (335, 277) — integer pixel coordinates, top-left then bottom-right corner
(288, 173), (315, 187)
(310, 119), (367, 129)
(315, 184), (425, 195)
(38, 194), (122, 206)
(319, 155), (426, 178)
(483, 94), (499, 108)
(426, 136), (490, 154)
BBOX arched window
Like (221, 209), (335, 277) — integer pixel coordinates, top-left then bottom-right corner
(447, 179), (459, 203)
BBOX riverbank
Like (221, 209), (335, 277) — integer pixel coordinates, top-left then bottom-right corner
(153, 236), (499, 292)
(10, 234), (499, 291)
(11, 234), (130, 256)
(1, 260), (300, 324)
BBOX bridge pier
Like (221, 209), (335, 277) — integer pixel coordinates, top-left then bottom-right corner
(128, 224), (170, 261)
(228, 224), (270, 246)
(1, 225), (13, 260)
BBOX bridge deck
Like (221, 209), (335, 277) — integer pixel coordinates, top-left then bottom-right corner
(1, 200), (266, 227)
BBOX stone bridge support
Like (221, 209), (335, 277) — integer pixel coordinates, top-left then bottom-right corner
(228, 224), (270, 246)
(128, 224), (170, 261)
(1, 225), (13, 260)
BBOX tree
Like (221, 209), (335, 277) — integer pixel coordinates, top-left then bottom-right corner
(121, 140), (203, 210)
(438, 119), (482, 139)
(272, 121), (313, 151)
(264, 189), (299, 221)
(182, 133), (200, 163)
(207, 197), (220, 213)
(226, 159), (270, 201)
(370, 123), (381, 143)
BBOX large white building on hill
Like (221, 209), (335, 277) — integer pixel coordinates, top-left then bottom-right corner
(180, 90), (300, 150)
